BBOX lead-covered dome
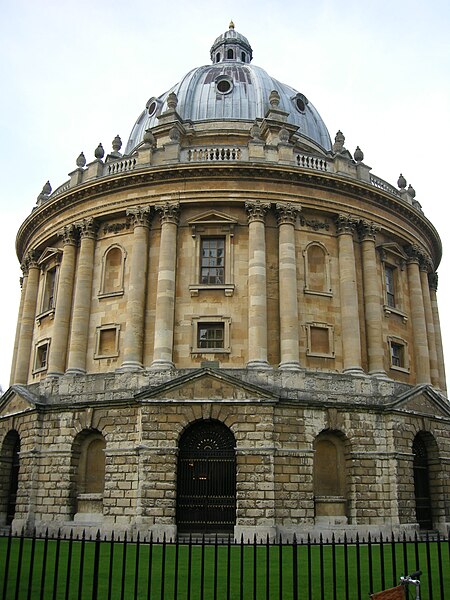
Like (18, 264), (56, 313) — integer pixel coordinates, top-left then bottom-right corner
(125, 23), (331, 153)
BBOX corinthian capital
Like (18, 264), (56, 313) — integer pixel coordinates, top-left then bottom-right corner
(76, 217), (99, 240)
(275, 202), (301, 226)
(20, 250), (39, 275)
(405, 244), (426, 265)
(428, 272), (438, 291)
(358, 220), (380, 241)
(245, 200), (271, 224)
(155, 201), (180, 225)
(126, 205), (152, 228)
(335, 214), (359, 235)
(58, 224), (78, 246)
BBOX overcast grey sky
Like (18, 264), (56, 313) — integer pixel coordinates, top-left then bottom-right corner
(1, 0), (449, 391)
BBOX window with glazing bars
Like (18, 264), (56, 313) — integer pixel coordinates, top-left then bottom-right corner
(391, 342), (404, 367)
(197, 323), (224, 349)
(385, 265), (396, 308)
(201, 238), (225, 284)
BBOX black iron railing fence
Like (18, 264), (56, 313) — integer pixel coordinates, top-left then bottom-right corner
(1, 528), (449, 600)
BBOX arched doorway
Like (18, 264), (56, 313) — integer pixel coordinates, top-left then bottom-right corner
(176, 420), (236, 534)
(413, 435), (433, 530)
(0, 431), (21, 526)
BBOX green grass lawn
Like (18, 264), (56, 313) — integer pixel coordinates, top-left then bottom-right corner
(1, 535), (449, 599)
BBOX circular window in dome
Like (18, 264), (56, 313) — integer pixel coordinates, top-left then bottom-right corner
(293, 93), (309, 114)
(216, 77), (233, 95)
(146, 97), (160, 117)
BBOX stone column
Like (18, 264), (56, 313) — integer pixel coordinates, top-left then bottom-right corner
(359, 221), (385, 376)
(245, 201), (271, 370)
(429, 273), (447, 391)
(336, 215), (363, 374)
(276, 202), (301, 370)
(66, 218), (98, 375)
(46, 225), (78, 377)
(14, 252), (40, 384)
(420, 260), (439, 386)
(406, 246), (430, 384)
(9, 275), (26, 385)
(151, 202), (180, 370)
(119, 206), (152, 371)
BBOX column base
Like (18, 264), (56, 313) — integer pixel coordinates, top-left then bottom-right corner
(150, 360), (175, 371)
(65, 368), (87, 376)
(342, 367), (366, 376)
(116, 361), (144, 372)
(46, 371), (64, 379)
(278, 361), (302, 371)
(246, 360), (272, 370)
(369, 370), (388, 379)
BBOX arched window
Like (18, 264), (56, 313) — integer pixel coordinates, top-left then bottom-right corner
(412, 433), (435, 530)
(303, 242), (332, 295)
(99, 245), (126, 297)
(313, 431), (348, 523)
(71, 430), (106, 519)
(216, 52), (221, 63)
(176, 419), (236, 533)
(227, 49), (234, 60)
(0, 430), (20, 526)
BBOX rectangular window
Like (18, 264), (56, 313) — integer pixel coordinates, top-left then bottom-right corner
(43, 266), (57, 312)
(94, 324), (120, 358)
(197, 323), (225, 349)
(391, 342), (404, 367)
(385, 265), (396, 308)
(200, 238), (225, 284)
(33, 341), (49, 372)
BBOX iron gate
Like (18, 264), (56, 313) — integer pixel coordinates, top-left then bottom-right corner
(413, 436), (433, 530)
(176, 420), (236, 533)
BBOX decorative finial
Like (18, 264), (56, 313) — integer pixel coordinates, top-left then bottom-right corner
(397, 174), (407, 190)
(42, 181), (52, 195)
(167, 92), (178, 110)
(76, 152), (86, 168)
(94, 143), (105, 160)
(143, 129), (156, 147)
(269, 90), (280, 108)
(407, 184), (416, 198)
(354, 146), (364, 162)
(112, 135), (122, 153)
(332, 130), (345, 153)
(229, 20), (235, 29)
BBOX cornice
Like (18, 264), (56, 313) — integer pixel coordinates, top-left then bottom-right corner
(15, 162), (442, 266)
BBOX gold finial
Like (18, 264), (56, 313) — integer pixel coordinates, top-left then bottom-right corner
(229, 20), (235, 29)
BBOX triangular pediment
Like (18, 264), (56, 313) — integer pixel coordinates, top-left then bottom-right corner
(377, 243), (408, 262)
(136, 368), (278, 402)
(188, 211), (237, 225)
(388, 385), (450, 418)
(37, 247), (62, 265)
(0, 386), (41, 418)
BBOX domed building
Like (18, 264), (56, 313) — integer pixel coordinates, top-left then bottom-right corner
(1, 23), (449, 539)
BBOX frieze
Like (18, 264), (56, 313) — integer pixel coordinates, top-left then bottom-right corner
(15, 164), (441, 265)
(299, 216), (329, 231)
(102, 221), (132, 235)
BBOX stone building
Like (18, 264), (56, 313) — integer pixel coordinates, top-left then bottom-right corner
(1, 23), (449, 540)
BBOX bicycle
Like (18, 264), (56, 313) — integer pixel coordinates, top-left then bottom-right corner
(370, 570), (421, 599)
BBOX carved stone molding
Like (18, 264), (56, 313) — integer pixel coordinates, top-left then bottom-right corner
(428, 271), (438, 291)
(275, 202), (301, 226)
(155, 201), (180, 225)
(76, 217), (99, 240)
(245, 200), (271, 223)
(126, 205), (152, 229)
(335, 214), (359, 235)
